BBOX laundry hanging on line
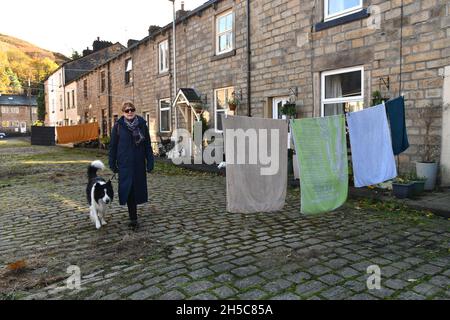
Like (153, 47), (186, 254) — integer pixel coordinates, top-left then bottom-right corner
(222, 115), (288, 214)
(385, 96), (410, 155)
(347, 104), (398, 188)
(291, 115), (348, 215)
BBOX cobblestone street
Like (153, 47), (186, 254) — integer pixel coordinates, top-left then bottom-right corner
(0, 140), (449, 300)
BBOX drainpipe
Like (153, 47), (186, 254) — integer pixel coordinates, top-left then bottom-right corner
(107, 62), (113, 135)
(169, 0), (178, 129)
(246, 0), (252, 117)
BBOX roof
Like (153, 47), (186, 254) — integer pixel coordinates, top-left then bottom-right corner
(65, 0), (222, 84)
(0, 94), (37, 106)
(179, 88), (202, 103)
(64, 43), (126, 84)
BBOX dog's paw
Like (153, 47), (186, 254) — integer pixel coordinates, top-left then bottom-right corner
(101, 219), (107, 226)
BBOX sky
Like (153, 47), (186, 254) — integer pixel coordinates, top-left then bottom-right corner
(1, 0), (207, 57)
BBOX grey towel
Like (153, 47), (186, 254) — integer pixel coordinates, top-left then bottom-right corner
(222, 115), (288, 213)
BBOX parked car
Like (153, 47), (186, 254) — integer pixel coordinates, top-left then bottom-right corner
(0, 132), (6, 139)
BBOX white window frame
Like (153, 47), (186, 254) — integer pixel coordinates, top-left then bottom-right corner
(125, 58), (133, 85)
(215, 10), (234, 55)
(324, 0), (363, 22)
(159, 98), (171, 133)
(214, 87), (234, 132)
(159, 40), (169, 74)
(321, 66), (364, 117)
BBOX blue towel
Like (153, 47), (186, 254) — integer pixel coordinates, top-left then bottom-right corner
(347, 104), (398, 188)
(385, 96), (410, 155)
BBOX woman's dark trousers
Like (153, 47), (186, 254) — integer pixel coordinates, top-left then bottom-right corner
(127, 186), (138, 222)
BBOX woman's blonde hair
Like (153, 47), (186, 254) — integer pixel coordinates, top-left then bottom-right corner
(122, 101), (135, 112)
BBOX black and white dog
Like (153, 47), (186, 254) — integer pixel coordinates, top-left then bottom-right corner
(86, 160), (114, 229)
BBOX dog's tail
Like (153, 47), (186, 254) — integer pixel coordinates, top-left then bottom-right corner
(88, 160), (105, 180)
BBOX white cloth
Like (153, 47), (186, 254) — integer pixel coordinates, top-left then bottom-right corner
(346, 104), (397, 187)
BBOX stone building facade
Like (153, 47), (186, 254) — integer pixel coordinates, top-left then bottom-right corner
(0, 94), (37, 134)
(48, 0), (450, 184)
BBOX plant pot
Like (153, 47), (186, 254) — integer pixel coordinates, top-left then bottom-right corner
(392, 182), (414, 199)
(416, 162), (438, 191)
(410, 181), (425, 198)
(228, 104), (237, 112)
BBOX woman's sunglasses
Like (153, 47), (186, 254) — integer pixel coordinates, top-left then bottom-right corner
(124, 108), (136, 113)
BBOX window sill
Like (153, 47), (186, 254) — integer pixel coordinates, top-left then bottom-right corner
(315, 8), (369, 32)
(211, 49), (236, 62)
(156, 71), (170, 79)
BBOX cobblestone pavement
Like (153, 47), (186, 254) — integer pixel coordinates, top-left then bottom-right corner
(0, 142), (449, 300)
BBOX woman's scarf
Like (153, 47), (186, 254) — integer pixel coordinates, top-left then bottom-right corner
(124, 116), (145, 145)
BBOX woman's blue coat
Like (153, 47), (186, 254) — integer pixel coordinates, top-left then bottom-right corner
(109, 116), (154, 206)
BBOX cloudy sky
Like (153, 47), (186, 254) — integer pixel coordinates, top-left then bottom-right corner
(1, 0), (207, 56)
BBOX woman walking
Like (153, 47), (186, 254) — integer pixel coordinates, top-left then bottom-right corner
(109, 102), (154, 230)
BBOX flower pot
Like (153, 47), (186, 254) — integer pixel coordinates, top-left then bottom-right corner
(410, 181), (425, 198)
(228, 104), (237, 112)
(416, 162), (438, 191)
(392, 182), (414, 199)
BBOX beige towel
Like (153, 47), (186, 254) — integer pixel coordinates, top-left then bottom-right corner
(223, 115), (288, 213)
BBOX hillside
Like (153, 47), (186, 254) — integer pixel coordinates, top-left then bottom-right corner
(0, 34), (68, 65)
(0, 34), (69, 94)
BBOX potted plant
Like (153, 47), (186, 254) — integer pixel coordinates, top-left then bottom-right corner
(416, 104), (441, 191)
(280, 102), (297, 119)
(407, 171), (427, 198)
(392, 176), (414, 199)
(226, 92), (240, 112)
(192, 103), (204, 114)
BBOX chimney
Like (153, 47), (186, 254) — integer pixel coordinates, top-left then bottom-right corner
(176, 1), (190, 20)
(148, 25), (162, 36)
(127, 39), (139, 48)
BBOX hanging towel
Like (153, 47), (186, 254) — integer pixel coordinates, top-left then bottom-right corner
(291, 115), (348, 215)
(385, 96), (410, 155)
(222, 115), (288, 213)
(347, 104), (397, 188)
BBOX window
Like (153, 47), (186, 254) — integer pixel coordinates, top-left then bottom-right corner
(83, 79), (88, 98)
(60, 96), (63, 111)
(159, 98), (171, 132)
(216, 10), (234, 55)
(67, 92), (71, 108)
(159, 40), (169, 73)
(214, 87), (234, 132)
(32, 107), (37, 114)
(321, 66), (364, 116)
(52, 99), (55, 113)
(100, 71), (106, 93)
(324, 0), (362, 21)
(125, 58), (133, 85)
(71, 90), (75, 108)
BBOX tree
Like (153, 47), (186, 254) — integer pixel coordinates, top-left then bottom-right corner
(71, 50), (82, 60)
(5, 67), (22, 94)
(36, 82), (46, 121)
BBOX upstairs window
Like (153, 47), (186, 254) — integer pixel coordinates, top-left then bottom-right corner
(83, 79), (88, 98)
(325, 0), (362, 21)
(71, 90), (75, 108)
(216, 10), (234, 55)
(100, 71), (106, 93)
(159, 40), (169, 74)
(125, 58), (133, 85)
(67, 92), (71, 108)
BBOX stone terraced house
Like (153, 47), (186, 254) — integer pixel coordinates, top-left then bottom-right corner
(45, 0), (450, 185)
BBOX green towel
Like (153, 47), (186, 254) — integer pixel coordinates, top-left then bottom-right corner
(291, 115), (348, 214)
